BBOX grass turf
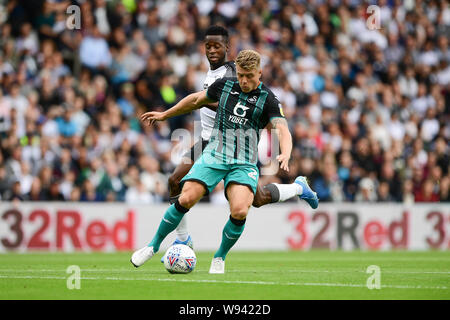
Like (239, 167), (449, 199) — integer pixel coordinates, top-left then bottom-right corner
(0, 250), (449, 300)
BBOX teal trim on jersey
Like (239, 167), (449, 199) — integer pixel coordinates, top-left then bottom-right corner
(248, 89), (268, 163)
(204, 80), (272, 166)
(269, 116), (285, 122)
(253, 88), (268, 131)
(216, 80), (235, 162)
(237, 91), (249, 163)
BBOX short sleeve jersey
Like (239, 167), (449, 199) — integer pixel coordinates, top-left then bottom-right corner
(199, 62), (236, 141)
(205, 77), (285, 165)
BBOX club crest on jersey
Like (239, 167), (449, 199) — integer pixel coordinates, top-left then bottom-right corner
(248, 96), (257, 103)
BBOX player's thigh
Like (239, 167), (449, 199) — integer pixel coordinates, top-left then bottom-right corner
(225, 183), (254, 220)
(181, 154), (228, 196)
(178, 181), (207, 209)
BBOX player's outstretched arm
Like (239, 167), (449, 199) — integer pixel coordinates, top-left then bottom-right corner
(140, 90), (216, 125)
(269, 117), (292, 172)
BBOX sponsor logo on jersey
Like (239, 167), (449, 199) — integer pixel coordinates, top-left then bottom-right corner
(233, 102), (250, 117)
(229, 102), (250, 125)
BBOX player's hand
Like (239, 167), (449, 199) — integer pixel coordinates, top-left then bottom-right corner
(276, 154), (290, 172)
(140, 111), (166, 126)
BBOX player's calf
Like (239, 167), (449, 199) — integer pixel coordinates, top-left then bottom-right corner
(168, 160), (194, 199)
(252, 184), (273, 207)
(168, 173), (182, 199)
(211, 215), (246, 273)
(131, 199), (190, 268)
(258, 178), (319, 209)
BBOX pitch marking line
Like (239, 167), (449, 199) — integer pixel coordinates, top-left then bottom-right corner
(0, 269), (449, 275)
(0, 275), (448, 290)
(7, 256), (450, 262)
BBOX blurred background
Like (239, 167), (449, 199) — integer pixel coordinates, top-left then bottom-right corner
(0, 0), (448, 205)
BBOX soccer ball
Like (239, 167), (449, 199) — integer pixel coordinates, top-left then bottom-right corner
(163, 244), (197, 274)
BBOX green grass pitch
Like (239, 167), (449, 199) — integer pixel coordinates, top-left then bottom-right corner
(0, 251), (449, 300)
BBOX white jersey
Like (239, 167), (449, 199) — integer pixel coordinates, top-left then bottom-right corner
(200, 61), (236, 140)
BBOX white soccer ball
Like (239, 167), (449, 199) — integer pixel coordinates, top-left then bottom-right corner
(163, 244), (197, 274)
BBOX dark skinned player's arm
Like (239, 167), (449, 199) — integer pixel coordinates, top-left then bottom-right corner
(140, 90), (217, 124)
(163, 90), (217, 119)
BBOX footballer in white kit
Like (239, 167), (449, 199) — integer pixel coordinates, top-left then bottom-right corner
(199, 60), (236, 142)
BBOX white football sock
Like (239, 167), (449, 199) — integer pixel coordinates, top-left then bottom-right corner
(272, 183), (303, 202)
(175, 215), (189, 242)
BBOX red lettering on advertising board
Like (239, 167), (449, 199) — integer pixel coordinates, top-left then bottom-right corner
(27, 210), (50, 249)
(363, 221), (386, 250)
(388, 211), (409, 249)
(86, 221), (109, 250)
(56, 210), (82, 249)
(287, 211), (308, 250)
(448, 215), (450, 249)
(426, 211), (445, 249)
(311, 212), (331, 249)
(112, 210), (135, 250)
(1, 209), (23, 249)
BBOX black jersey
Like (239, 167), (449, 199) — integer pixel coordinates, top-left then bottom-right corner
(205, 77), (285, 165)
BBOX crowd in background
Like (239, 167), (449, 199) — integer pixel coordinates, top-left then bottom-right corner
(0, 0), (448, 204)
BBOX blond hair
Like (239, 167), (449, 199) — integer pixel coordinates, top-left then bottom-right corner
(235, 49), (261, 71)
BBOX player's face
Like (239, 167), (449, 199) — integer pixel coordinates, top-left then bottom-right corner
(204, 35), (227, 68)
(236, 65), (262, 93)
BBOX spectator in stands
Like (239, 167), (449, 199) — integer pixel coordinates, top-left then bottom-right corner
(355, 177), (378, 202)
(79, 25), (112, 72)
(0, 0), (447, 204)
(415, 179), (440, 202)
(3, 180), (24, 201)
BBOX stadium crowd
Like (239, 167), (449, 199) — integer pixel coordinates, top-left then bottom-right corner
(0, 0), (448, 204)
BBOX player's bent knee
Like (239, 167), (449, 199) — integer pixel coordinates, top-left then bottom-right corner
(230, 208), (249, 221)
(178, 183), (206, 209)
(230, 212), (247, 221)
(178, 193), (196, 209)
